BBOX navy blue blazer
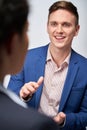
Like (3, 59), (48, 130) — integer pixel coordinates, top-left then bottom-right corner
(8, 44), (87, 130)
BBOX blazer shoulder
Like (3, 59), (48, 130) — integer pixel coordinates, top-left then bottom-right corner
(25, 44), (49, 59)
(72, 50), (87, 63)
(28, 44), (48, 54)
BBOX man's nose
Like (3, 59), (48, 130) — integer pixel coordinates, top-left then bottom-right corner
(56, 24), (63, 33)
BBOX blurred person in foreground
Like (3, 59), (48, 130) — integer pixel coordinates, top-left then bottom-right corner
(8, 0), (87, 130)
(0, 0), (60, 130)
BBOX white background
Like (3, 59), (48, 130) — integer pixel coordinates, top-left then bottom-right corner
(4, 0), (87, 87)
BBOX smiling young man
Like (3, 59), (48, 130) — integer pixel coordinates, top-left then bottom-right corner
(8, 1), (87, 130)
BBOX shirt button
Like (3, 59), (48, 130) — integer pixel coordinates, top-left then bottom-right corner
(49, 100), (53, 106)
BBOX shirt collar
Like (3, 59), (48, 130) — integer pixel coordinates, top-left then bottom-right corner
(46, 46), (71, 66)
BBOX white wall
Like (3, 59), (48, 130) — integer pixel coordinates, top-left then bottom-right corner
(4, 0), (87, 87)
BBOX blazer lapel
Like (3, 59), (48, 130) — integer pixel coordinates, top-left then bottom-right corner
(35, 45), (49, 108)
(59, 50), (79, 112)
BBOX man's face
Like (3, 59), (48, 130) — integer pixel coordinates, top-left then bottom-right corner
(47, 9), (80, 50)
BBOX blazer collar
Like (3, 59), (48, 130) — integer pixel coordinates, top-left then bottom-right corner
(35, 44), (49, 108)
(0, 83), (27, 108)
(59, 50), (79, 111)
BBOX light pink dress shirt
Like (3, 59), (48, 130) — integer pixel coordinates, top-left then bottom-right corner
(38, 48), (71, 117)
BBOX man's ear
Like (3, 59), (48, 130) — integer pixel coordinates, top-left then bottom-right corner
(6, 33), (19, 55)
(74, 25), (80, 36)
(5, 34), (14, 55)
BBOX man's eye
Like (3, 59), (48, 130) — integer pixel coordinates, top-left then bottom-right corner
(63, 23), (71, 27)
(50, 22), (57, 26)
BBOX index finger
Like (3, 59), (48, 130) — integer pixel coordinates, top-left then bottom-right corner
(37, 76), (44, 86)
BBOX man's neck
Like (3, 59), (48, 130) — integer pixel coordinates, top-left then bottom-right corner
(49, 45), (71, 67)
